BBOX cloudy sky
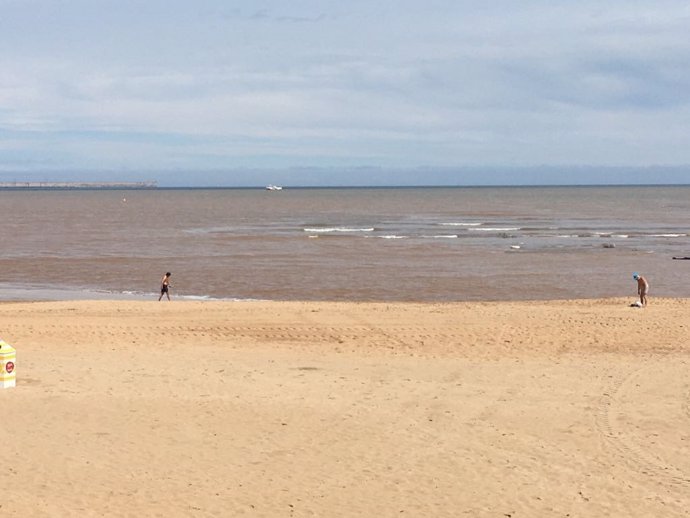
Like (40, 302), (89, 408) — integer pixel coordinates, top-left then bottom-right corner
(1, 1), (689, 186)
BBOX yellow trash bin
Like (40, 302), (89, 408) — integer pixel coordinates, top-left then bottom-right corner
(0, 340), (16, 389)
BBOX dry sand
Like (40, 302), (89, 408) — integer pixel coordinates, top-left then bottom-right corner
(0, 298), (689, 517)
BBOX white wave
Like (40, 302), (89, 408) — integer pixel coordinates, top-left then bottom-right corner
(183, 226), (236, 235)
(303, 227), (374, 233)
(440, 222), (482, 227)
(612, 234), (629, 238)
(469, 227), (520, 232)
(377, 235), (407, 239)
(422, 234), (458, 239)
(650, 233), (687, 238)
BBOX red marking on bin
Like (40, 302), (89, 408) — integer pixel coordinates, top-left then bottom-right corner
(5, 361), (14, 373)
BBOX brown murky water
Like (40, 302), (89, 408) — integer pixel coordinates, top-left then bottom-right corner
(1, 186), (689, 301)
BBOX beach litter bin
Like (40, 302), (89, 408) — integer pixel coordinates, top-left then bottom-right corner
(0, 340), (16, 389)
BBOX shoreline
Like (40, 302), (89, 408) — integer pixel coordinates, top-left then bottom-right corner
(0, 293), (681, 305)
(0, 280), (663, 305)
(2, 298), (688, 516)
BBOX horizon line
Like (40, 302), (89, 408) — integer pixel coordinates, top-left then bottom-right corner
(2, 182), (690, 191)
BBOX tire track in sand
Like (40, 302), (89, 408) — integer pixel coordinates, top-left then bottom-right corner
(595, 353), (690, 486)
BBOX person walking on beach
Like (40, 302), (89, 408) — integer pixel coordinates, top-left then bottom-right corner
(633, 272), (649, 306)
(159, 272), (172, 301)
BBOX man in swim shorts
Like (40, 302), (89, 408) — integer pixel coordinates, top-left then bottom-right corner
(633, 272), (649, 306)
(159, 272), (172, 301)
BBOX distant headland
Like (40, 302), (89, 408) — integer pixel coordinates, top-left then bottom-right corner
(0, 181), (158, 190)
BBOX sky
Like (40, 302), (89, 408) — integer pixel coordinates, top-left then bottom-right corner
(1, 0), (690, 186)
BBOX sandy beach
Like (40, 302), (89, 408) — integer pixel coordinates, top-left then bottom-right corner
(1, 298), (689, 517)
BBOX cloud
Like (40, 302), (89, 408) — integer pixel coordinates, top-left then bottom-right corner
(249, 8), (327, 23)
(1, 1), (690, 181)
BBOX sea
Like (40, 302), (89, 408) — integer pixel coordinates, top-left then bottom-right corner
(0, 186), (689, 302)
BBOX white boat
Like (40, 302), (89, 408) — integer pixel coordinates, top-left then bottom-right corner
(265, 185), (283, 191)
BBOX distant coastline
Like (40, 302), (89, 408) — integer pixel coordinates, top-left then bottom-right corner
(0, 181), (158, 190)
